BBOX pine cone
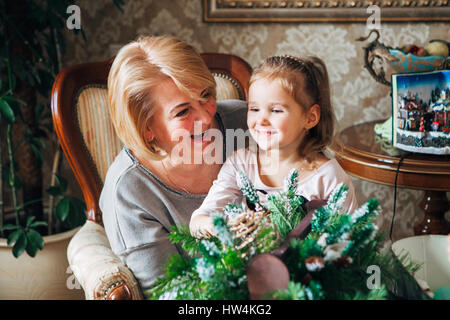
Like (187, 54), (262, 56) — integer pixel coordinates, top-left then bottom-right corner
(228, 209), (267, 250)
(227, 208), (278, 253)
(305, 256), (325, 272)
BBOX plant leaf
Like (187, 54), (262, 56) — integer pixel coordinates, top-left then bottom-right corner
(25, 235), (38, 257)
(30, 144), (43, 163)
(1, 224), (19, 232)
(56, 197), (70, 221)
(46, 185), (62, 197)
(12, 231), (28, 258)
(30, 221), (48, 228)
(65, 197), (86, 228)
(54, 174), (68, 194)
(31, 137), (46, 148)
(7, 229), (23, 246)
(7, 170), (22, 189)
(3, 94), (27, 106)
(0, 99), (15, 124)
(27, 229), (44, 251)
(25, 216), (36, 228)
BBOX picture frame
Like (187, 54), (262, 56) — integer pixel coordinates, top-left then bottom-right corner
(203, 0), (450, 22)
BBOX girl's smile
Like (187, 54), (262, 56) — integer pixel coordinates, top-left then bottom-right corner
(254, 128), (277, 136)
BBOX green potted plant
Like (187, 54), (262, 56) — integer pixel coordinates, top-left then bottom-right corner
(0, 0), (123, 299)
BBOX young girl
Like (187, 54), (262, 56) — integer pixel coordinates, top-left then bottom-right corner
(189, 55), (358, 238)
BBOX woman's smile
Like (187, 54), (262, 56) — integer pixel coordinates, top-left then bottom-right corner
(190, 127), (214, 143)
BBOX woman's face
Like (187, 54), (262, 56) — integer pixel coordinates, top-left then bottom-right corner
(147, 78), (217, 162)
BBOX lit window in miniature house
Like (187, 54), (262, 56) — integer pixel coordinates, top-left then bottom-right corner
(399, 109), (408, 119)
(431, 121), (440, 131)
(430, 90), (449, 131)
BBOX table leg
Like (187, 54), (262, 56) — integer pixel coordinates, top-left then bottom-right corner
(414, 190), (449, 235)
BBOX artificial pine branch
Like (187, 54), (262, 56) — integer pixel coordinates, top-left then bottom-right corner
(237, 171), (261, 207)
(267, 193), (293, 236)
(223, 203), (245, 217)
(325, 183), (348, 213)
(283, 169), (299, 193)
(169, 224), (201, 256)
(322, 214), (352, 244)
(272, 281), (308, 300)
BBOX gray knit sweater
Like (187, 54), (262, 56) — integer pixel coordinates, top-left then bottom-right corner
(100, 100), (248, 297)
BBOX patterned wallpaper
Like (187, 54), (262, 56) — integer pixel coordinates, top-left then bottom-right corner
(64, 0), (449, 244)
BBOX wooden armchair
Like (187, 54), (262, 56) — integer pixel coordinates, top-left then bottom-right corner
(51, 53), (252, 300)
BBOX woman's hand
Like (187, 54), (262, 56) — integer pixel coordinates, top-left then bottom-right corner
(190, 214), (216, 239)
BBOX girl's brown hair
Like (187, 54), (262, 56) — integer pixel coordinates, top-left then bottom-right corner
(249, 55), (335, 161)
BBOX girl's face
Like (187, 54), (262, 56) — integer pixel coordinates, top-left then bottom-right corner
(147, 78), (217, 160)
(248, 78), (316, 153)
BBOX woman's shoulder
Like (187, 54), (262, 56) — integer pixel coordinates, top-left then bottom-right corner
(103, 148), (140, 187)
(101, 148), (161, 203)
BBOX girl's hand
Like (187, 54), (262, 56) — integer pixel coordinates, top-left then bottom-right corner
(190, 214), (216, 239)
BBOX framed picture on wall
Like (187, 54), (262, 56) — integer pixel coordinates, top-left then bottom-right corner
(203, 0), (450, 22)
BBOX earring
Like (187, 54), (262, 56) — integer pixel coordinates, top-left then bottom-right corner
(148, 139), (168, 157)
(305, 129), (310, 135)
(148, 139), (158, 153)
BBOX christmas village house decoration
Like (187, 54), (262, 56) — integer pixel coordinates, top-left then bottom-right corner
(146, 170), (429, 300)
(395, 86), (450, 154)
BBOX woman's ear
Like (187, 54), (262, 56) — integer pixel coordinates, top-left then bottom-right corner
(306, 104), (321, 129)
(144, 128), (154, 142)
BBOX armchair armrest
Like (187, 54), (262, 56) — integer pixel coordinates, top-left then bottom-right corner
(67, 220), (143, 300)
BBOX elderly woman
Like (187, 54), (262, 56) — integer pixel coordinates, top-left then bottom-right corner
(100, 36), (247, 297)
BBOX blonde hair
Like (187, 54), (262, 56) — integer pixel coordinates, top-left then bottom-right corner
(108, 36), (216, 160)
(249, 55), (335, 161)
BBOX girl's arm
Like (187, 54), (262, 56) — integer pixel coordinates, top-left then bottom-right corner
(190, 214), (216, 238)
(189, 151), (245, 238)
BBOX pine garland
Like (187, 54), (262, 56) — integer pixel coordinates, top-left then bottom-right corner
(146, 170), (428, 300)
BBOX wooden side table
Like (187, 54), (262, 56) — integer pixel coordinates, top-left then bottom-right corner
(331, 120), (450, 235)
